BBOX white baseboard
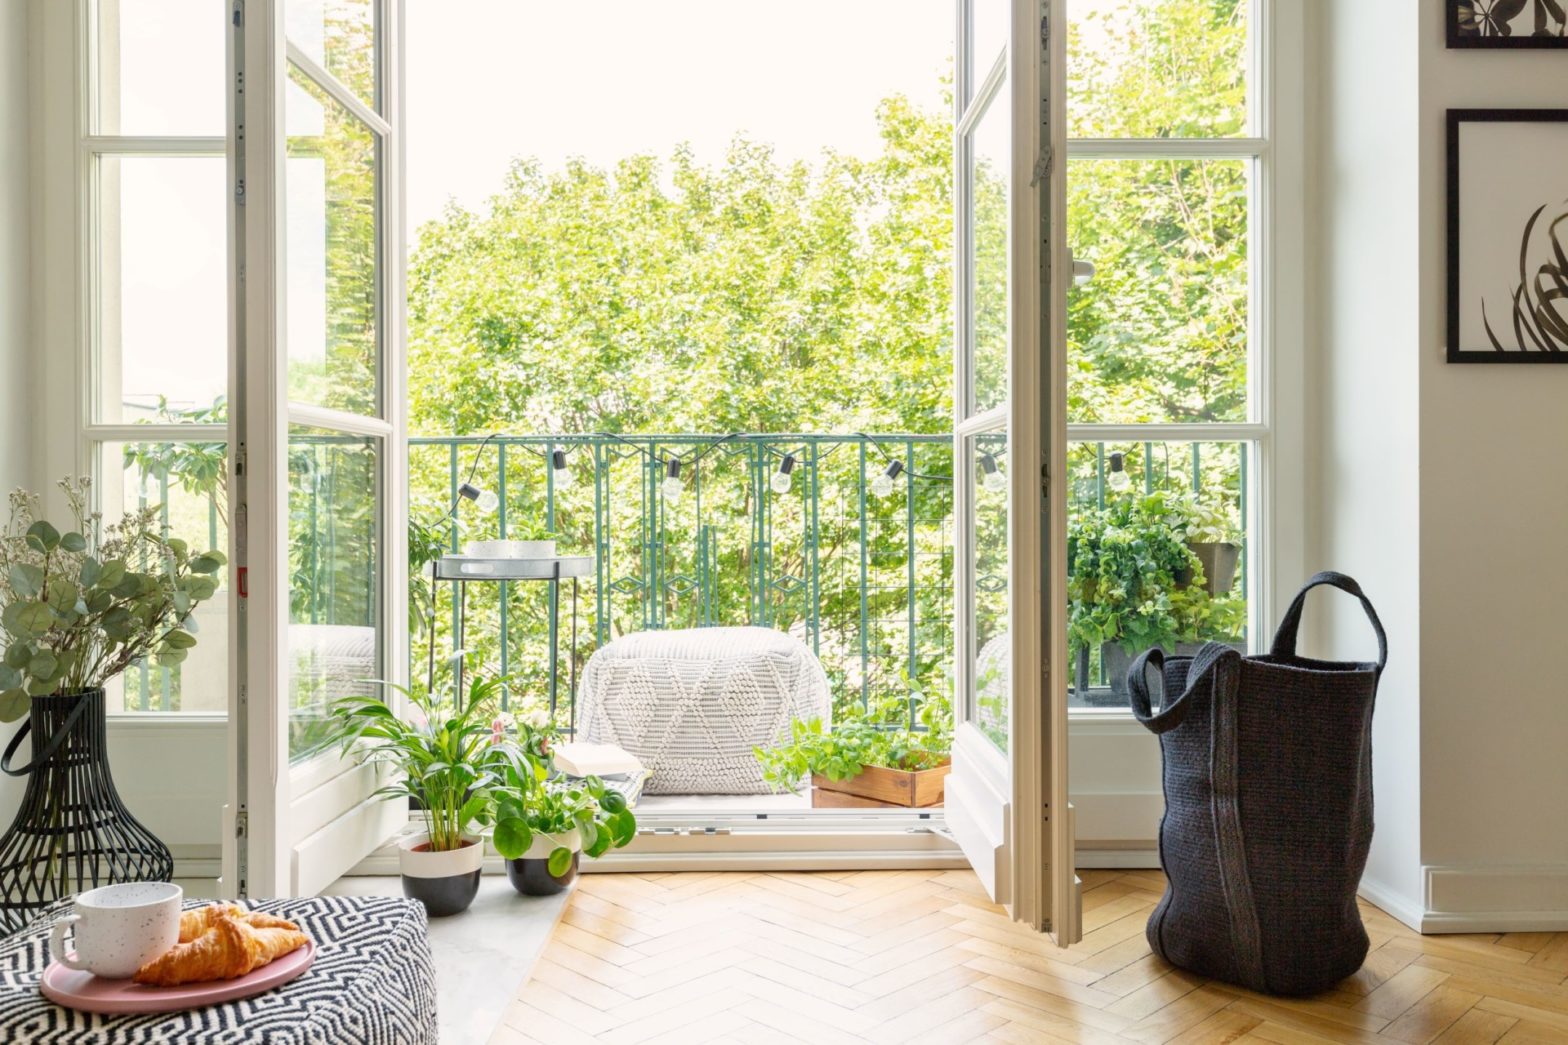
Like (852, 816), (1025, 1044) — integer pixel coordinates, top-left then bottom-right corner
(1418, 864), (1568, 933)
(1357, 873), (1425, 931)
(1078, 848), (1160, 869)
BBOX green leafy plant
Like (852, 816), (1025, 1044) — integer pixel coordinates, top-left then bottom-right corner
(490, 775), (636, 876)
(326, 671), (527, 852)
(0, 478), (227, 721)
(754, 685), (952, 793)
(1068, 491), (1244, 661)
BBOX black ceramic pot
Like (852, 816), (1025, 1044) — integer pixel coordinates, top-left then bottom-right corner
(399, 833), (483, 917)
(505, 831), (581, 896)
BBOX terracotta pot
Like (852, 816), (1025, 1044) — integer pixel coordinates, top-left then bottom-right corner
(399, 833), (483, 917)
(505, 827), (581, 896)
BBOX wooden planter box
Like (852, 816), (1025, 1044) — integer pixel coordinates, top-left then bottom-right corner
(811, 762), (950, 808)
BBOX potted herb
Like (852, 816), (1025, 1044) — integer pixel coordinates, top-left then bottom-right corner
(754, 689), (952, 808)
(488, 704), (637, 895)
(0, 478), (226, 931)
(327, 672), (527, 917)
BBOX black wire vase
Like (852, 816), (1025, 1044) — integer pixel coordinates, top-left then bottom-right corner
(0, 688), (172, 935)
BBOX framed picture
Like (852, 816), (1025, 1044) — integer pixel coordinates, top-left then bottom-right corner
(1448, 109), (1568, 363)
(1449, 1), (1568, 47)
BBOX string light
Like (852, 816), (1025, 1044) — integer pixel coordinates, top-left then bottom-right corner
(551, 448), (571, 486)
(458, 482), (500, 513)
(871, 460), (904, 498)
(1106, 451), (1131, 494)
(980, 452), (1007, 493)
(770, 454), (796, 495)
(661, 458), (683, 502)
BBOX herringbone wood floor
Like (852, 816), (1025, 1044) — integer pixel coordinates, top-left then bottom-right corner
(489, 869), (1568, 1044)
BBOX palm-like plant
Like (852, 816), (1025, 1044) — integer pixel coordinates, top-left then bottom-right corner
(327, 672), (529, 852)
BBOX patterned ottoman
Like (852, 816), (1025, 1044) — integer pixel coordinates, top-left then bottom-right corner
(577, 626), (831, 794)
(0, 895), (437, 1044)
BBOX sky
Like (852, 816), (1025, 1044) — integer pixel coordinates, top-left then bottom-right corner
(404, 0), (953, 232)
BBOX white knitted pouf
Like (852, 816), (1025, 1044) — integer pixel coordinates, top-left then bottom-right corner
(576, 626), (832, 794)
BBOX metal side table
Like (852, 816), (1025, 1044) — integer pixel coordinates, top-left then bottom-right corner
(433, 555), (594, 725)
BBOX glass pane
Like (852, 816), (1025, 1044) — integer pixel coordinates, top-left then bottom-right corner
(286, 0), (378, 109)
(100, 441), (230, 713)
(970, 430), (1009, 751)
(288, 428), (381, 762)
(969, 82), (1010, 416)
(972, 0), (1007, 94)
(94, 0), (226, 136)
(1068, 0), (1248, 138)
(286, 67), (381, 416)
(96, 157), (228, 424)
(1068, 158), (1249, 424)
(1067, 440), (1248, 709)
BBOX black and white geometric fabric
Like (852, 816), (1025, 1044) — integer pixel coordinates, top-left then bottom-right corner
(577, 625), (832, 794)
(0, 895), (438, 1044)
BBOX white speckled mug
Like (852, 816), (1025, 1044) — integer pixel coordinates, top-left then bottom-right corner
(48, 882), (182, 979)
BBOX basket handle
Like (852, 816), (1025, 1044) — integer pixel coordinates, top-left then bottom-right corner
(1269, 571), (1388, 676)
(1127, 641), (1241, 735)
(2, 698), (92, 778)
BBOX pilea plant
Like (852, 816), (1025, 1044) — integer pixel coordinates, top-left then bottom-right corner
(0, 478), (227, 721)
(754, 685), (952, 792)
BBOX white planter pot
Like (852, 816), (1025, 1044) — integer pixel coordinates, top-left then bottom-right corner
(521, 827), (581, 860)
(398, 832), (484, 916)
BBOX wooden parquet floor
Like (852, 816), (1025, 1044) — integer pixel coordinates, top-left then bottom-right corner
(489, 869), (1568, 1045)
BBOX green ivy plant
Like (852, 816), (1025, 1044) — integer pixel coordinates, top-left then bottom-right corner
(0, 478), (227, 721)
(754, 685), (952, 793)
(1067, 490), (1244, 659)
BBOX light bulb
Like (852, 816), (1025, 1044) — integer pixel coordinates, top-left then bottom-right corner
(476, 488), (500, 513)
(662, 458), (683, 503)
(980, 453), (1007, 493)
(1106, 452), (1131, 494)
(551, 449), (571, 486)
(871, 460), (904, 498)
(770, 454), (796, 495)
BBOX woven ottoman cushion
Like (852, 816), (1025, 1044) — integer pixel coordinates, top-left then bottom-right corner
(577, 626), (831, 794)
(0, 895), (437, 1044)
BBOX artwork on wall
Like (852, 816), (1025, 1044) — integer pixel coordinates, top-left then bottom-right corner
(1448, 109), (1568, 363)
(1449, 0), (1568, 47)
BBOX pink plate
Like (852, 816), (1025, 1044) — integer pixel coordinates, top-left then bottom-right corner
(40, 939), (316, 1015)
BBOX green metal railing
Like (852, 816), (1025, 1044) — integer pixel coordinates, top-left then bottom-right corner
(410, 434), (955, 722)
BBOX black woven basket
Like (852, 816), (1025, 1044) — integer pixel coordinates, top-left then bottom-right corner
(1127, 571), (1386, 995)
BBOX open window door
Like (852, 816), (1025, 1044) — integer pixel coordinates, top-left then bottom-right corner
(226, 0), (408, 898)
(946, 0), (1078, 942)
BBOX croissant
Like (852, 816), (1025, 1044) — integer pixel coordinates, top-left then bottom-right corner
(178, 904), (299, 942)
(136, 912), (308, 986)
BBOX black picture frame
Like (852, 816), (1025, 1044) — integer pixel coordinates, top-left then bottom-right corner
(1448, 108), (1568, 363)
(1448, 0), (1568, 48)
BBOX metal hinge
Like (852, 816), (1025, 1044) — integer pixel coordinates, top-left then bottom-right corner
(235, 178), (246, 205)
(1031, 146), (1053, 188)
(235, 810), (248, 837)
(232, 0), (243, 27)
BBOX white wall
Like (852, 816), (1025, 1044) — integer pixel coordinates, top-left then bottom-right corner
(1311, 0), (1568, 931)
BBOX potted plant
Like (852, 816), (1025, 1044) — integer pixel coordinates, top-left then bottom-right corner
(1178, 495), (1241, 596)
(327, 672), (529, 917)
(1068, 492), (1245, 699)
(465, 522), (559, 561)
(488, 702), (637, 895)
(754, 688), (952, 808)
(0, 478), (226, 932)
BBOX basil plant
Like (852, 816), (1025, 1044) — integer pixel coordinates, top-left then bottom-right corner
(0, 478), (226, 721)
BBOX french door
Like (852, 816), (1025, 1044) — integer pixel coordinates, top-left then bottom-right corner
(945, 0), (1078, 941)
(226, 0), (408, 897)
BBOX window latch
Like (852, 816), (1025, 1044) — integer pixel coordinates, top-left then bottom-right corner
(1031, 146), (1053, 188)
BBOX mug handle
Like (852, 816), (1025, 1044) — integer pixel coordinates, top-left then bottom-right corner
(49, 915), (89, 970)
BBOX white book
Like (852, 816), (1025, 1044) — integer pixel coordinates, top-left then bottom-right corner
(553, 742), (647, 779)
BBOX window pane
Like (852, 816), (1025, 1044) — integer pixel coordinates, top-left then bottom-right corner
(969, 81), (1009, 416)
(288, 428), (380, 762)
(969, 430), (1009, 750)
(1068, 158), (1249, 424)
(96, 157), (228, 424)
(1068, 0), (1248, 139)
(94, 0), (226, 136)
(286, 67), (381, 416)
(972, 0), (1007, 94)
(286, 0), (378, 109)
(100, 441), (230, 713)
(1067, 440), (1248, 709)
